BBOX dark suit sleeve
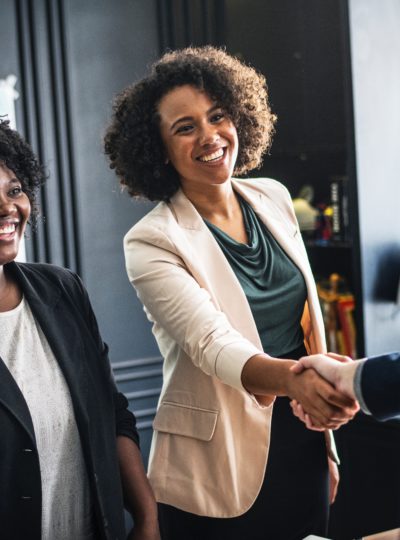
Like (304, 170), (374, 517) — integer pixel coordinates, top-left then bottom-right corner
(70, 272), (140, 447)
(361, 352), (400, 421)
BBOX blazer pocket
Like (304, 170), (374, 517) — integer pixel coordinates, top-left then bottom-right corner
(153, 401), (218, 442)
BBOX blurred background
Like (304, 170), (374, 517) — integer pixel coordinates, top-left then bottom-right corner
(1, 1), (399, 538)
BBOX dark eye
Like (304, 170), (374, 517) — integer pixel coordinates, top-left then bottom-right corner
(176, 124), (193, 134)
(210, 112), (224, 123)
(9, 186), (23, 197)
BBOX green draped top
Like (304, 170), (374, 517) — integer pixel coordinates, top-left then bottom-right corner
(205, 195), (307, 357)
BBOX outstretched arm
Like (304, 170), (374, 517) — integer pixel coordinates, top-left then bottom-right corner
(242, 353), (359, 430)
(126, 228), (358, 428)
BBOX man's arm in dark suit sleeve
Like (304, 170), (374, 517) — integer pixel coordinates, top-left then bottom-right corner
(359, 352), (400, 421)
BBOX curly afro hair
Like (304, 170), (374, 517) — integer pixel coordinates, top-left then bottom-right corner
(0, 118), (46, 226)
(104, 46), (276, 201)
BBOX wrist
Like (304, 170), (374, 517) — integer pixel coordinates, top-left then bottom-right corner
(283, 363), (300, 398)
(242, 354), (296, 396)
(338, 361), (359, 398)
(130, 507), (158, 528)
(266, 357), (297, 396)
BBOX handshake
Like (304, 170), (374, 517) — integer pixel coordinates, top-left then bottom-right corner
(289, 353), (365, 432)
(289, 350), (400, 428)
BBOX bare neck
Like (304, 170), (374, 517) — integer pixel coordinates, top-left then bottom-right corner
(182, 180), (240, 221)
(182, 180), (249, 244)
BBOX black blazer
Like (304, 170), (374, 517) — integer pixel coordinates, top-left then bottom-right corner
(362, 352), (400, 421)
(0, 262), (139, 540)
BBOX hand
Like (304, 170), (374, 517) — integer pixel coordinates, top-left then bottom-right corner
(290, 400), (326, 431)
(286, 367), (358, 429)
(291, 353), (363, 399)
(127, 521), (161, 540)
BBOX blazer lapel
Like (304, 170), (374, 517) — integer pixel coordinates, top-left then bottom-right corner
(233, 180), (308, 276)
(0, 358), (36, 444)
(169, 189), (263, 349)
(4, 263), (90, 431)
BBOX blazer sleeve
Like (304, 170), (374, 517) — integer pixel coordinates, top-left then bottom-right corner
(70, 271), (140, 447)
(360, 352), (400, 420)
(124, 226), (262, 392)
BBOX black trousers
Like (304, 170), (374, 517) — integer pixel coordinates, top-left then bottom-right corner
(158, 345), (329, 540)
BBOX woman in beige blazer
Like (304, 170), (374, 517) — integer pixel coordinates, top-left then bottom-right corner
(104, 47), (358, 540)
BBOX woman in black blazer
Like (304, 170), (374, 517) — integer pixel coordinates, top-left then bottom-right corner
(0, 119), (160, 540)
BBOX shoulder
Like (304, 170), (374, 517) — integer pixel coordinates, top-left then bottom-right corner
(124, 201), (178, 250)
(234, 177), (292, 200)
(235, 177), (299, 230)
(16, 262), (84, 296)
(18, 261), (78, 281)
(234, 177), (295, 217)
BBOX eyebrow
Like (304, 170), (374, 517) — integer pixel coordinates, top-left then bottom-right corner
(9, 177), (21, 185)
(170, 104), (221, 131)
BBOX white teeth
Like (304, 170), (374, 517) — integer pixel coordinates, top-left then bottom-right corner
(0, 223), (16, 235)
(198, 148), (224, 162)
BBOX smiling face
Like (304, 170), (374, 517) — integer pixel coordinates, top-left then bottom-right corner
(0, 164), (31, 267)
(157, 85), (239, 194)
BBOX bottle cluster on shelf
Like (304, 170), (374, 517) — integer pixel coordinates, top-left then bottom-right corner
(317, 273), (357, 358)
(294, 175), (351, 248)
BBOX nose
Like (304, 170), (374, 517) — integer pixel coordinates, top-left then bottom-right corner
(0, 192), (16, 216)
(198, 123), (220, 146)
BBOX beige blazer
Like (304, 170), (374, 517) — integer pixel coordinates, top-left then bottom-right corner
(124, 177), (336, 518)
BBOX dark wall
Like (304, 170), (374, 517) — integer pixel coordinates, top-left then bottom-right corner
(225, 0), (347, 153)
(61, 0), (160, 360)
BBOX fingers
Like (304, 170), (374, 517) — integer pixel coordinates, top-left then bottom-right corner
(291, 352), (351, 378)
(288, 364), (359, 429)
(290, 362), (305, 373)
(291, 353), (332, 376)
(315, 376), (359, 419)
(305, 413), (325, 431)
(292, 353), (360, 404)
(304, 410), (346, 431)
(317, 376), (357, 409)
(290, 354), (321, 373)
(290, 400), (306, 421)
(290, 400), (337, 431)
(326, 352), (353, 363)
(291, 369), (358, 427)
